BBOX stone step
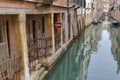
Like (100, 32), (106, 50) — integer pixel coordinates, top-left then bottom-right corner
(39, 70), (48, 80)
(30, 67), (45, 80)
(36, 63), (42, 70)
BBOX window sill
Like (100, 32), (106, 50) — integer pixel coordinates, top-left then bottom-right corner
(0, 42), (6, 46)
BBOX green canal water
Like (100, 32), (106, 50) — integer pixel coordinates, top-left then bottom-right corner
(48, 23), (120, 80)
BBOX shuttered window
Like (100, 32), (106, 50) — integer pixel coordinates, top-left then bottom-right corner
(75, 0), (86, 8)
(119, 6), (120, 11)
(0, 21), (4, 43)
(82, 0), (86, 8)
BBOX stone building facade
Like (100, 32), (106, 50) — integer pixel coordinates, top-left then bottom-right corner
(0, 0), (69, 80)
(0, 0), (103, 80)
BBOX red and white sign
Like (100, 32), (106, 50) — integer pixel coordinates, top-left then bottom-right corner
(55, 22), (62, 28)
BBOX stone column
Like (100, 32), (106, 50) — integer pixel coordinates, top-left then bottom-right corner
(60, 13), (63, 46)
(51, 13), (55, 57)
(65, 12), (68, 42)
(13, 13), (30, 80)
(70, 12), (73, 39)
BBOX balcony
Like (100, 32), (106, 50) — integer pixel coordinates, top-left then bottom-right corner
(27, 34), (52, 71)
(25, 0), (54, 5)
(0, 54), (21, 80)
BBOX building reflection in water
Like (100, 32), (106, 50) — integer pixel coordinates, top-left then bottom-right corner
(48, 31), (91, 80)
(48, 22), (120, 80)
(110, 26), (120, 74)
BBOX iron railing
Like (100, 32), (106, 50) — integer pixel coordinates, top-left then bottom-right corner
(0, 55), (21, 80)
(37, 36), (52, 58)
(55, 33), (61, 51)
(28, 35), (52, 70)
(28, 38), (37, 70)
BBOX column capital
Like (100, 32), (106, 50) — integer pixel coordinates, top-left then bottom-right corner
(19, 13), (26, 22)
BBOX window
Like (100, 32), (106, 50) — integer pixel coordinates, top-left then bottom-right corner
(32, 20), (37, 39)
(0, 20), (4, 43)
(41, 16), (45, 33)
(119, 6), (120, 11)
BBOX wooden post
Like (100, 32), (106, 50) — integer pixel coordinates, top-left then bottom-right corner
(13, 14), (30, 80)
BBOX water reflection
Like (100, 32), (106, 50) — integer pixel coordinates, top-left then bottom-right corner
(110, 26), (120, 74)
(48, 23), (120, 80)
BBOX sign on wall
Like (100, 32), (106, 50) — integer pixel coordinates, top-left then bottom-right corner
(55, 22), (62, 28)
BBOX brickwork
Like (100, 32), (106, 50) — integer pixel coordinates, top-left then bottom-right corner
(0, 1), (35, 9)
(53, 0), (67, 7)
(111, 10), (120, 22)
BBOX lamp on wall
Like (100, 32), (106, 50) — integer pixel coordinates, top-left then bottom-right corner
(68, 3), (80, 9)
(68, 3), (76, 8)
(74, 5), (80, 10)
(85, 8), (90, 10)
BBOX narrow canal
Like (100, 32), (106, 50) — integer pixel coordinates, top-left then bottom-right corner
(48, 21), (120, 80)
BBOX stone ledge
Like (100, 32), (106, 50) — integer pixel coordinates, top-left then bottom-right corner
(39, 70), (48, 80)
(30, 67), (45, 80)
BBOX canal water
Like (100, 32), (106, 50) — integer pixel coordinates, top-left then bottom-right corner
(48, 22), (120, 80)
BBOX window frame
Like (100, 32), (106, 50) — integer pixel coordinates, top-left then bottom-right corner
(0, 20), (6, 44)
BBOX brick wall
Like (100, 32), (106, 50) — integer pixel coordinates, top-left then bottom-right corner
(53, 0), (67, 7)
(0, 1), (35, 9)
